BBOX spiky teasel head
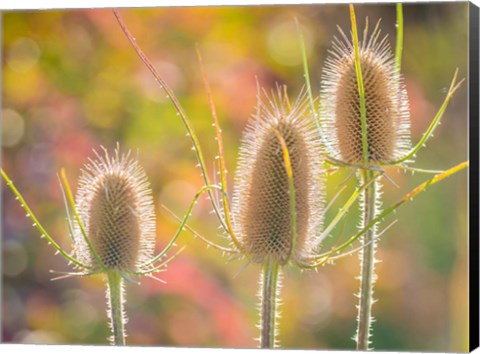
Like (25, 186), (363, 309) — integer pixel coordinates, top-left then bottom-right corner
(73, 146), (156, 273)
(231, 87), (324, 266)
(320, 21), (411, 164)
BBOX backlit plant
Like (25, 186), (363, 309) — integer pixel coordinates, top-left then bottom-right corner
(1, 146), (219, 345)
(299, 4), (467, 350)
(114, 7), (468, 349)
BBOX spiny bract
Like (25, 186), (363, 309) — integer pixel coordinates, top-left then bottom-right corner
(73, 147), (156, 273)
(232, 87), (324, 265)
(320, 21), (411, 164)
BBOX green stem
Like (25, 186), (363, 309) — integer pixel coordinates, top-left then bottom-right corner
(296, 18), (321, 134)
(350, 5), (369, 164)
(260, 258), (280, 349)
(356, 170), (378, 350)
(107, 271), (126, 345)
(395, 3), (404, 77)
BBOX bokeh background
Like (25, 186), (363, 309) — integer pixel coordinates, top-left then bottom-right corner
(1, 3), (469, 351)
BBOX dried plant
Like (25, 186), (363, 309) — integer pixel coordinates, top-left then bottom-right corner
(114, 8), (467, 349)
(231, 88), (325, 347)
(232, 88), (324, 266)
(299, 4), (468, 350)
(113, 9), (376, 348)
(319, 19), (410, 164)
(1, 145), (219, 345)
(73, 148), (156, 273)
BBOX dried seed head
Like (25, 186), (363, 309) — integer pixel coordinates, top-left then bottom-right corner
(232, 87), (324, 265)
(320, 21), (411, 164)
(73, 146), (156, 272)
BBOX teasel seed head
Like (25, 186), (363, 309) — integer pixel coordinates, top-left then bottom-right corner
(231, 87), (324, 265)
(73, 146), (156, 273)
(320, 22), (411, 164)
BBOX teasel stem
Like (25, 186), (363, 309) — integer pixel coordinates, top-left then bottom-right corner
(349, 4), (369, 165)
(107, 271), (126, 346)
(394, 3), (403, 76)
(349, 4), (380, 349)
(356, 170), (378, 350)
(260, 258), (280, 349)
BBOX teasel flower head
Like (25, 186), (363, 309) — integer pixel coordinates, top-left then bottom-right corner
(73, 146), (156, 273)
(319, 22), (411, 164)
(231, 87), (325, 266)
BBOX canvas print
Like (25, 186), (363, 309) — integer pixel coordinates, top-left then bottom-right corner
(1, 2), (473, 352)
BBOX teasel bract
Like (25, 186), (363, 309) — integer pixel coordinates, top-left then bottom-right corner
(1, 145), (203, 345)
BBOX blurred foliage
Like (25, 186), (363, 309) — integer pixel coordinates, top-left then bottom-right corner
(2, 3), (468, 351)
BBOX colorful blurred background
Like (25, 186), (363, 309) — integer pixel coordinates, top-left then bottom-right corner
(2, 3), (469, 351)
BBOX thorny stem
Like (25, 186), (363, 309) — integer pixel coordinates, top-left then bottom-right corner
(356, 170), (378, 350)
(112, 9), (231, 240)
(295, 18), (321, 135)
(260, 258), (280, 349)
(60, 169), (108, 273)
(313, 161), (468, 263)
(195, 48), (243, 251)
(107, 271), (126, 345)
(139, 184), (225, 269)
(1, 169), (89, 269)
(388, 68), (463, 165)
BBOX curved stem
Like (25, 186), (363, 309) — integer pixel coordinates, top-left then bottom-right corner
(259, 258), (280, 349)
(112, 9), (230, 238)
(310, 161), (468, 264)
(387, 69), (464, 165)
(60, 169), (108, 272)
(107, 271), (126, 345)
(160, 203), (238, 254)
(1, 169), (90, 269)
(196, 48), (243, 251)
(139, 184), (224, 268)
(356, 170), (378, 350)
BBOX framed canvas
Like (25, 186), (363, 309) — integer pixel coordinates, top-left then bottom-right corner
(1, 1), (478, 353)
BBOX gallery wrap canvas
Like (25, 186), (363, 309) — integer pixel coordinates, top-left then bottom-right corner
(1, 1), (478, 353)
